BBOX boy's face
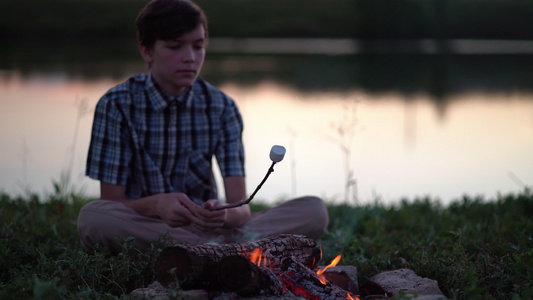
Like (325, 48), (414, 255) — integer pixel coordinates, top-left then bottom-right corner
(140, 25), (206, 97)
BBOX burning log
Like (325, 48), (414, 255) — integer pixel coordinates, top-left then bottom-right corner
(217, 255), (284, 296)
(154, 234), (321, 290)
(279, 257), (357, 300)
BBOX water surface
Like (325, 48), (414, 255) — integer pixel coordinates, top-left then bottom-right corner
(1, 52), (532, 205)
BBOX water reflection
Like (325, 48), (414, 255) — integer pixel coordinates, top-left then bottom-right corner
(225, 82), (533, 204)
(1, 69), (531, 205)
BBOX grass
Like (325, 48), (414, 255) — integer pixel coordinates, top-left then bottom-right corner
(1, 187), (532, 299)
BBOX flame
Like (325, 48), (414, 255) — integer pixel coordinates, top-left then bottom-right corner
(250, 248), (263, 265)
(316, 254), (341, 285)
(250, 248), (356, 299)
(249, 248), (272, 269)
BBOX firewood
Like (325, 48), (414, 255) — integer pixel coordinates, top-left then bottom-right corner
(154, 234), (321, 289)
(279, 257), (356, 300)
(217, 255), (284, 296)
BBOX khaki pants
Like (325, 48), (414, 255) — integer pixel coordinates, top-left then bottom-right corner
(77, 196), (329, 253)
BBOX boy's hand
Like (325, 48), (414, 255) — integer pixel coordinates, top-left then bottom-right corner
(188, 199), (227, 231)
(155, 193), (199, 227)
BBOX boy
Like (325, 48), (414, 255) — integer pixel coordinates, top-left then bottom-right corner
(77, 0), (328, 254)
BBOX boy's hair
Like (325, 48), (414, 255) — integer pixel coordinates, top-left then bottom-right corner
(135, 0), (208, 48)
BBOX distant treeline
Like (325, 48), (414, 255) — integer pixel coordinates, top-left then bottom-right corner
(2, 0), (533, 40)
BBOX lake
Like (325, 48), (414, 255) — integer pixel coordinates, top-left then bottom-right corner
(1, 40), (532, 205)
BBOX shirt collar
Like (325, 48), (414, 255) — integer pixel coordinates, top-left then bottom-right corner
(145, 73), (192, 111)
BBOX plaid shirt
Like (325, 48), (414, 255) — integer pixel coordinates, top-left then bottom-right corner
(86, 73), (245, 205)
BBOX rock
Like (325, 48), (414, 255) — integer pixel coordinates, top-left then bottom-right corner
(129, 281), (209, 300)
(363, 268), (446, 299)
(321, 265), (359, 295)
(129, 281), (306, 300)
(131, 267), (447, 300)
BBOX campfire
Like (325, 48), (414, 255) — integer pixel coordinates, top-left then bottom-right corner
(154, 148), (359, 298)
(154, 234), (360, 299)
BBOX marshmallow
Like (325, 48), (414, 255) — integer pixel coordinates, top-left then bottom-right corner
(269, 145), (286, 162)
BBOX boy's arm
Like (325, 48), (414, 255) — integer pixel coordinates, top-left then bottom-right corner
(221, 176), (251, 228)
(100, 182), (200, 228)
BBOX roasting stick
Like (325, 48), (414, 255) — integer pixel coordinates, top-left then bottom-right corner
(209, 145), (286, 211)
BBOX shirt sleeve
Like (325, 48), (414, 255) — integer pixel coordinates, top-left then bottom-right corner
(216, 95), (245, 178)
(85, 95), (131, 186)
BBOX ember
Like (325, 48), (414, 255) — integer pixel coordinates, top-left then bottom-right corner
(281, 272), (320, 300)
(347, 294), (360, 300)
